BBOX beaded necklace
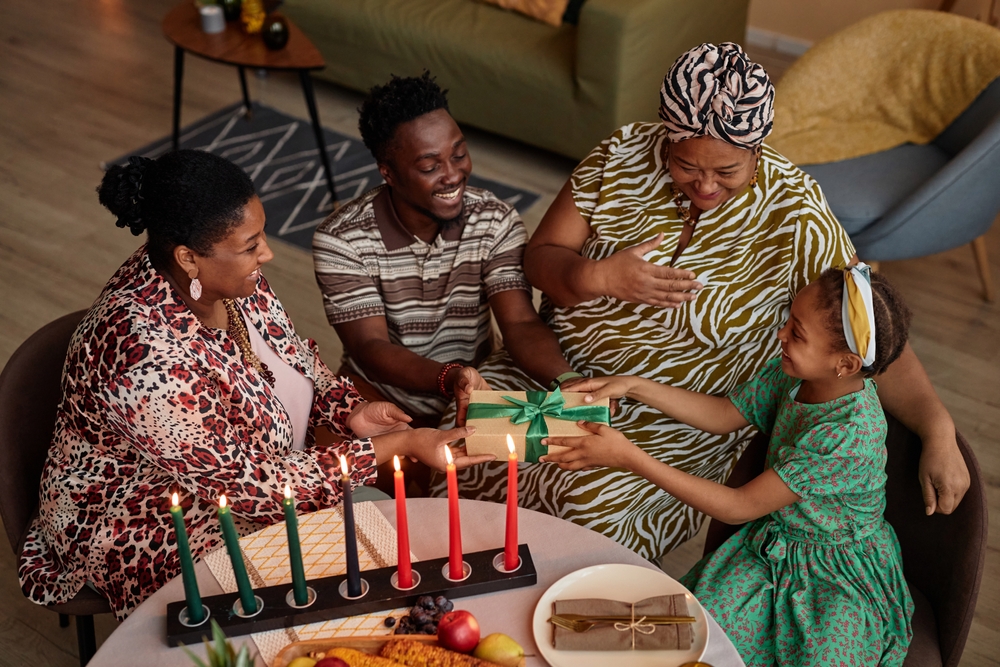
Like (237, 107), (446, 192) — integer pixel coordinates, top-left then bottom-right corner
(224, 299), (276, 387)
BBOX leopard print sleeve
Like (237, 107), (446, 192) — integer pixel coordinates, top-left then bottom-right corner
(102, 361), (377, 522)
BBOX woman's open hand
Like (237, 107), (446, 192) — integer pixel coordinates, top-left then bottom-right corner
(347, 401), (412, 438)
(407, 426), (497, 472)
(540, 420), (641, 471)
(597, 233), (702, 307)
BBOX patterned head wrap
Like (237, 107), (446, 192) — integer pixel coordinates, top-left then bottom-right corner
(659, 42), (775, 149)
(843, 263), (876, 371)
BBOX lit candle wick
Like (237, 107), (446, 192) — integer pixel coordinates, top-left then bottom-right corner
(444, 446), (454, 466)
(340, 454), (349, 476)
(219, 494), (228, 509)
(284, 484), (292, 500)
(506, 434), (515, 455)
(172, 492), (180, 507)
(393, 455), (401, 472)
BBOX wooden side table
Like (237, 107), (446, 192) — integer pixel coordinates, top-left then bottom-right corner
(162, 2), (336, 201)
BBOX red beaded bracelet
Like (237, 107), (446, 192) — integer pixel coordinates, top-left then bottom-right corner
(437, 362), (464, 398)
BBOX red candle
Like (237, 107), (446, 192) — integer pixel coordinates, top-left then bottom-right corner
(445, 446), (464, 579)
(393, 456), (413, 588)
(504, 434), (519, 571)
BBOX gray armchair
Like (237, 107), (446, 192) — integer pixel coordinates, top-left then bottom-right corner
(801, 77), (1000, 301)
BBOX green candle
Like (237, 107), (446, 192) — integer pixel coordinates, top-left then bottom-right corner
(217, 494), (258, 614)
(169, 492), (205, 624)
(283, 485), (309, 605)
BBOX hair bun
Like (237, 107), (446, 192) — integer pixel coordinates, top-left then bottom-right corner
(98, 155), (156, 236)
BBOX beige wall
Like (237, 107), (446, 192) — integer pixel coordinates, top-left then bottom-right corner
(748, 0), (992, 44)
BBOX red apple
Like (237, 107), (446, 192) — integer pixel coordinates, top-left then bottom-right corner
(436, 609), (480, 653)
(314, 658), (349, 667)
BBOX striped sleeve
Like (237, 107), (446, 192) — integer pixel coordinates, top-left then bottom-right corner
(570, 128), (617, 224)
(788, 171), (856, 297)
(483, 207), (531, 297)
(312, 226), (386, 325)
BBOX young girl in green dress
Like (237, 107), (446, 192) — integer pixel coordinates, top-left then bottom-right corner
(541, 265), (915, 666)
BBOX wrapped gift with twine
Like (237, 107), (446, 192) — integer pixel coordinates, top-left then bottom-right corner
(464, 387), (610, 462)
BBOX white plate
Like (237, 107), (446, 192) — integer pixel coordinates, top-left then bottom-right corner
(532, 563), (708, 667)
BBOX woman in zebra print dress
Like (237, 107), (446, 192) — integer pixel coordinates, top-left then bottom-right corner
(446, 43), (968, 561)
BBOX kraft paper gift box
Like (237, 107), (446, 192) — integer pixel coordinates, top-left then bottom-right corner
(464, 387), (611, 462)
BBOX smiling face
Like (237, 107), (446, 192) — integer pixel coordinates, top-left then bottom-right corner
(190, 196), (274, 300)
(666, 136), (759, 212)
(776, 282), (858, 382)
(380, 108), (471, 228)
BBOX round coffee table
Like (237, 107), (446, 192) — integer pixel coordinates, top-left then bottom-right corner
(162, 2), (336, 200)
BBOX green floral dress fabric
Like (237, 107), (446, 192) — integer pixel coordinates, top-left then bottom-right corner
(681, 359), (913, 666)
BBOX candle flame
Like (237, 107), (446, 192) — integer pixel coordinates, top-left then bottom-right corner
(284, 485), (292, 500)
(219, 494), (228, 509)
(444, 446), (454, 465)
(340, 454), (349, 476)
(506, 434), (515, 454)
(171, 492), (179, 506)
(393, 455), (401, 472)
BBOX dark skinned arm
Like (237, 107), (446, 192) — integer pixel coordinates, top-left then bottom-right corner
(334, 316), (464, 396)
(488, 289), (574, 388)
(874, 343), (969, 514)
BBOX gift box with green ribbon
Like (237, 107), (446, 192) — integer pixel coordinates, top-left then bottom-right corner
(464, 387), (611, 463)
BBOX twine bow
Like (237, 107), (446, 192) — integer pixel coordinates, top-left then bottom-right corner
(465, 387), (610, 462)
(613, 603), (657, 649)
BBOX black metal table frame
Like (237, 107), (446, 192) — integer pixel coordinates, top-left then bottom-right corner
(171, 46), (337, 202)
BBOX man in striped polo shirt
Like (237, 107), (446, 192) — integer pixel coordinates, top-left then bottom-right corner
(313, 73), (577, 433)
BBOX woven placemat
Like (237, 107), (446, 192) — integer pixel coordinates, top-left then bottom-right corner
(204, 501), (410, 665)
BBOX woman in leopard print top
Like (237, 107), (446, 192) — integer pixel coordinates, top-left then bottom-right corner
(18, 151), (490, 619)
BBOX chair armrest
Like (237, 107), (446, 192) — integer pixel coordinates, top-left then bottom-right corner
(577, 0), (750, 128)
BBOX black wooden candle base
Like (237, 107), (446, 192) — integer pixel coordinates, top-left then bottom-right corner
(165, 544), (537, 646)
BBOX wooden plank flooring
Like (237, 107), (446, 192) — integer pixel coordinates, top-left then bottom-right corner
(0, 1), (995, 664)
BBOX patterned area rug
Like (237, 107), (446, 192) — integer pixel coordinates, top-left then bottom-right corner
(106, 102), (540, 252)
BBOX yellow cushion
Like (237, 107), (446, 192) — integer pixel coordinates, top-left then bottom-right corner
(479, 0), (569, 27)
(769, 10), (1000, 165)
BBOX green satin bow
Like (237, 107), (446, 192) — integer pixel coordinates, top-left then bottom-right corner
(465, 387), (611, 463)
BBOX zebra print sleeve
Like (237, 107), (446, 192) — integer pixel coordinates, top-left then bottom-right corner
(788, 172), (856, 298)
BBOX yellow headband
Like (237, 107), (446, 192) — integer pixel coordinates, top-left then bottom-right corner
(842, 263), (876, 369)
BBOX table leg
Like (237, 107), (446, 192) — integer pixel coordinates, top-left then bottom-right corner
(238, 66), (253, 120)
(172, 46), (185, 151)
(298, 70), (337, 204)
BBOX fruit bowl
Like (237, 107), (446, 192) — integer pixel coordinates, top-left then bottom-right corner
(273, 636), (438, 667)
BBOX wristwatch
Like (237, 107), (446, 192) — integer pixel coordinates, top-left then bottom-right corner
(549, 371), (584, 391)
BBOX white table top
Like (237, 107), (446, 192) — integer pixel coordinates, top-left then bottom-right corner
(88, 498), (743, 667)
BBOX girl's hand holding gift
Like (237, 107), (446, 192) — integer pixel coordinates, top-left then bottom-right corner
(560, 375), (642, 417)
(540, 421), (642, 471)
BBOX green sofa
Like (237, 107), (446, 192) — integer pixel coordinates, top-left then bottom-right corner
(283, 0), (750, 159)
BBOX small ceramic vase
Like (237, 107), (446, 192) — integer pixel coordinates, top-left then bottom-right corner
(220, 0), (241, 22)
(262, 14), (290, 50)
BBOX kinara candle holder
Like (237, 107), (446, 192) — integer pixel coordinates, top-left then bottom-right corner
(165, 543), (536, 646)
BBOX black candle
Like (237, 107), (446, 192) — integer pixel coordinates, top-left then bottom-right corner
(339, 455), (362, 597)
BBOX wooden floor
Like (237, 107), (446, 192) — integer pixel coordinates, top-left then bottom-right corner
(0, 1), (995, 664)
